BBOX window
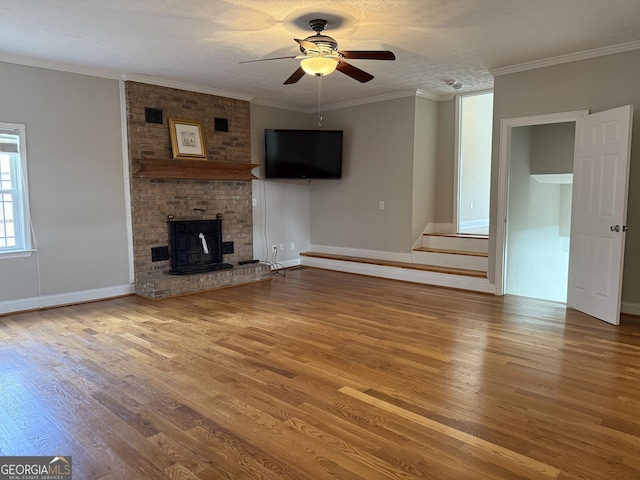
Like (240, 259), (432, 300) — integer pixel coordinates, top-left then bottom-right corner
(455, 91), (493, 235)
(0, 123), (32, 256)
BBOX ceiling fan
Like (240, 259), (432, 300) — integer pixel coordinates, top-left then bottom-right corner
(239, 19), (395, 84)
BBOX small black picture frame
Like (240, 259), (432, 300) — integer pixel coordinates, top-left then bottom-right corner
(145, 108), (163, 124)
(214, 117), (229, 132)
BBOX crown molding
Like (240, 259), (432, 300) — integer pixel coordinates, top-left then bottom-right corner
(122, 73), (255, 102)
(438, 87), (496, 102)
(250, 97), (309, 113)
(416, 89), (441, 101)
(251, 88), (446, 114)
(0, 52), (123, 80)
(490, 40), (640, 77)
(0, 53), (256, 102)
(251, 90), (416, 114)
(319, 89), (429, 112)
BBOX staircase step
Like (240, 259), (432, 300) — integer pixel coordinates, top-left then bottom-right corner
(413, 247), (488, 257)
(422, 233), (488, 253)
(300, 252), (487, 278)
(425, 233), (488, 239)
(412, 247), (488, 271)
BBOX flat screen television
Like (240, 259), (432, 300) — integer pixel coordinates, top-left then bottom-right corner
(264, 129), (343, 179)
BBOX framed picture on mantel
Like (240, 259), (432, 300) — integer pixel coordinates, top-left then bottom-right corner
(169, 118), (206, 160)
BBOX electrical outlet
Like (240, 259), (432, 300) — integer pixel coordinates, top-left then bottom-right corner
(290, 242), (295, 250)
(379, 201), (385, 210)
(279, 243), (285, 251)
(252, 198), (257, 207)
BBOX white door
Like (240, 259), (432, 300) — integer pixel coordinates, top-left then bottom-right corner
(567, 105), (633, 325)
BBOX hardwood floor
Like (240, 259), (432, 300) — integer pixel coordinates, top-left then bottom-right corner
(1, 267), (640, 479)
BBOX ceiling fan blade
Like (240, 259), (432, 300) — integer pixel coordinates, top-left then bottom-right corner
(338, 50), (396, 60)
(284, 67), (306, 85)
(295, 38), (320, 53)
(336, 61), (374, 83)
(238, 56), (297, 64)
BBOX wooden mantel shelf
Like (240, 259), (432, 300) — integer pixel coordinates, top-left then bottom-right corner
(134, 158), (259, 181)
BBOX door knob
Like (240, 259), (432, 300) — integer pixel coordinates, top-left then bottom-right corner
(611, 225), (621, 232)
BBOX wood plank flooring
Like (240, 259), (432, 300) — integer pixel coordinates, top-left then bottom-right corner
(1, 267), (640, 479)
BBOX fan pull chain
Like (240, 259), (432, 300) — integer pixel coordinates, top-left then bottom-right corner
(317, 75), (323, 127)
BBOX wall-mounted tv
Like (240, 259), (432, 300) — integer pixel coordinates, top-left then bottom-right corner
(264, 129), (343, 179)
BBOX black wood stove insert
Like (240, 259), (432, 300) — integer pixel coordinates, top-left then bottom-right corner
(169, 219), (233, 275)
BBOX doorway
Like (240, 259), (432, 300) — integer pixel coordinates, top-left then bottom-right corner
(494, 110), (588, 297)
(505, 123), (575, 302)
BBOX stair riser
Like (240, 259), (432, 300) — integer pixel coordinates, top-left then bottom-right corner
(422, 236), (488, 253)
(300, 256), (494, 293)
(412, 251), (488, 271)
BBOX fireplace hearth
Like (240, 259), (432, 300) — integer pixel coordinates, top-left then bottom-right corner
(169, 219), (233, 275)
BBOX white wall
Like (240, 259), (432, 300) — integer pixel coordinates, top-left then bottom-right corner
(435, 98), (456, 225)
(250, 104), (314, 266)
(530, 122), (575, 175)
(0, 62), (131, 313)
(412, 96), (439, 239)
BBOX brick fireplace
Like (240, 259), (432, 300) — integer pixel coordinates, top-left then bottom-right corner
(125, 81), (270, 298)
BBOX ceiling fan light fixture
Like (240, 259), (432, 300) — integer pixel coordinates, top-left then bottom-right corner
(300, 56), (338, 77)
(241, 18), (394, 85)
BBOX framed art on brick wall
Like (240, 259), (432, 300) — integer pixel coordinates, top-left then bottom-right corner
(169, 118), (206, 160)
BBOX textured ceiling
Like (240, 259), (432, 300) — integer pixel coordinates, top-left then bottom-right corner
(1, 1), (640, 109)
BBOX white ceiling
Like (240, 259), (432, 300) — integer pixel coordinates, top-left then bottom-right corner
(2, 1), (640, 110)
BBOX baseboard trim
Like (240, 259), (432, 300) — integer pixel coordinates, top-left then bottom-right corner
(423, 223), (455, 234)
(460, 218), (490, 229)
(621, 301), (640, 316)
(0, 284), (135, 316)
(270, 258), (301, 270)
(301, 256), (496, 294)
